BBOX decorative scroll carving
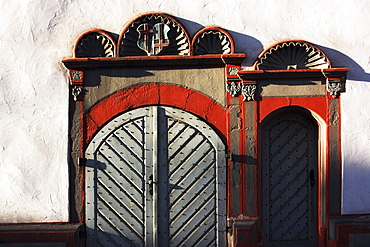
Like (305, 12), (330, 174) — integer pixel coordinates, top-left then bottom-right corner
(226, 82), (257, 101)
(194, 30), (231, 55)
(241, 84), (256, 101)
(327, 82), (342, 98)
(226, 82), (241, 97)
(75, 32), (114, 57)
(119, 14), (190, 56)
(256, 41), (330, 70)
(72, 86), (82, 101)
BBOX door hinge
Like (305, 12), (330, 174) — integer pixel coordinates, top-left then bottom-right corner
(225, 153), (233, 161)
(78, 157), (87, 166)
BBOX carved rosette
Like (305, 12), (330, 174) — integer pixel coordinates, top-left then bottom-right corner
(194, 30), (231, 55)
(75, 32), (114, 57)
(256, 41), (330, 70)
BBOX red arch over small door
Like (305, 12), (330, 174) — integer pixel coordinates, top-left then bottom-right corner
(85, 84), (227, 145)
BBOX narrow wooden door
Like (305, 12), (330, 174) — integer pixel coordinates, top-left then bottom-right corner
(85, 106), (226, 246)
(262, 111), (318, 247)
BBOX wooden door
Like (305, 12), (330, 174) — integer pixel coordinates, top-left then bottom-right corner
(262, 111), (318, 247)
(85, 106), (226, 246)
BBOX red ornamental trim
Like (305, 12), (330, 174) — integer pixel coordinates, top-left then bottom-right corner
(84, 84), (227, 145)
(258, 97), (328, 124)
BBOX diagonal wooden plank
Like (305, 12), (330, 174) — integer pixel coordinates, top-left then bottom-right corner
(97, 151), (144, 195)
(170, 174), (215, 224)
(97, 179), (144, 225)
(170, 197), (216, 246)
(99, 140), (144, 184)
(96, 225), (122, 247)
(269, 149), (309, 189)
(181, 212), (216, 247)
(169, 147), (214, 198)
(97, 209), (143, 246)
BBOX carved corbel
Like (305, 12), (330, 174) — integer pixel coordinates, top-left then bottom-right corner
(69, 70), (84, 101)
(226, 81), (241, 97)
(241, 83), (257, 101)
(326, 78), (342, 98)
(69, 70), (84, 84)
(71, 86), (82, 101)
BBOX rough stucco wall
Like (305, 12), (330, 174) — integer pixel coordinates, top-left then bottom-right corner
(0, 0), (369, 222)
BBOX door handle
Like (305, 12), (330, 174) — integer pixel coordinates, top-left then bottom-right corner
(310, 169), (315, 188)
(147, 175), (154, 195)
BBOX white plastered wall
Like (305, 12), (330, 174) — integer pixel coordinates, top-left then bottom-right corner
(0, 0), (369, 222)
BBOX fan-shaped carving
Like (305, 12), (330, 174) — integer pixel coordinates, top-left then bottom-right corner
(256, 41), (330, 70)
(119, 14), (190, 56)
(194, 30), (231, 55)
(75, 32), (114, 58)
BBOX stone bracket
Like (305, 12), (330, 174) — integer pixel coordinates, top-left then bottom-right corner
(226, 81), (257, 101)
(326, 78), (343, 98)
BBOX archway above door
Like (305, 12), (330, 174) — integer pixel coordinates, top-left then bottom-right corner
(84, 84), (228, 145)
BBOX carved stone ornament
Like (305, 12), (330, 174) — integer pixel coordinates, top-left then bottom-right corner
(119, 14), (190, 56)
(229, 67), (238, 75)
(327, 82), (342, 98)
(256, 41), (330, 70)
(75, 32), (114, 57)
(226, 82), (241, 97)
(72, 86), (82, 101)
(241, 84), (256, 101)
(71, 71), (82, 80)
(194, 30), (231, 55)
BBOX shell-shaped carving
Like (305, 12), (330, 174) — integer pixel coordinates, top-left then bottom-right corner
(256, 41), (330, 70)
(194, 30), (231, 55)
(119, 14), (190, 56)
(75, 32), (114, 58)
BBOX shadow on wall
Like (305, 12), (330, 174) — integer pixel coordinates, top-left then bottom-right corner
(341, 156), (370, 214)
(179, 16), (370, 77)
(164, 17), (265, 67)
(178, 17), (370, 80)
(316, 45), (370, 82)
(96, 17), (370, 82)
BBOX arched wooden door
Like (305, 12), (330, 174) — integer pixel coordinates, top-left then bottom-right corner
(261, 110), (318, 247)
(85, 106), (226, 247)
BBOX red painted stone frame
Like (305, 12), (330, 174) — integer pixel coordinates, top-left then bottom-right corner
(62, 12), (246, 245)
(230, 40), (349, 247)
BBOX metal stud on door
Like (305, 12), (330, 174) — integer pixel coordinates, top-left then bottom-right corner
(85, 106), (226, 246)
